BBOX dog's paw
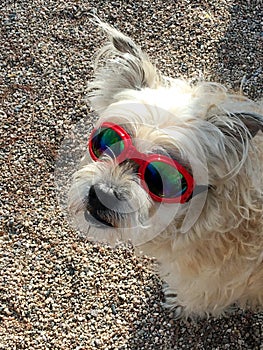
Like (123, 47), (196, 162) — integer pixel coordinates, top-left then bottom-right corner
(162, 285), (185, 319)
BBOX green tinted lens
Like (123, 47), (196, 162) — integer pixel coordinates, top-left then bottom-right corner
(144, 161), (187, 198)
(91, 127), (125, 159)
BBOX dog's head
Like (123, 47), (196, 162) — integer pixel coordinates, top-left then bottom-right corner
(68, 19), (263, 245)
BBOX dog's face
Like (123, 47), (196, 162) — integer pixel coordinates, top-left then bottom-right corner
(68, 110), (200, 244)
(68, 20), (263, 245)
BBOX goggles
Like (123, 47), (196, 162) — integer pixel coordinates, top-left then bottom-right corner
(88, 122), (200, 204)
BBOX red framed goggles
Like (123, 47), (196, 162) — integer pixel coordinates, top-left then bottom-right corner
(88, 122), (196, 203)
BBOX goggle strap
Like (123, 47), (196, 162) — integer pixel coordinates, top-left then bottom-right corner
(186, 185), (212, 202)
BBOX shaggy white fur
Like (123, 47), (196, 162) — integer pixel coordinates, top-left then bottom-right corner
(68, 18), (263, 318)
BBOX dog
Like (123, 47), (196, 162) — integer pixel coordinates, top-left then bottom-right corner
(68, 18), (263, 318)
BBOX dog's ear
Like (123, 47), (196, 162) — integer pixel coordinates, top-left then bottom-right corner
(232, 112), (263, 138)
(88, 17), (162, 112)
(209, 112), (263, 140)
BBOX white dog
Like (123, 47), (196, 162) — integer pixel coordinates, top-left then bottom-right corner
(68, 19), (263, 318)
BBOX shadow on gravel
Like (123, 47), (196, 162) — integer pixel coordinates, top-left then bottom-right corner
(129, 308), (262, 350)
(213, 1), (262, 100)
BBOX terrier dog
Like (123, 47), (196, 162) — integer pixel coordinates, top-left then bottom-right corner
(68, 19), (263, 318)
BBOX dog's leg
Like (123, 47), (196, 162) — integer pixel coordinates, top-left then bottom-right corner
(162, 283), (185, 319)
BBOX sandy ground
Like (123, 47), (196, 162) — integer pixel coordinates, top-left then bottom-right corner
(1, 0), (262, 349)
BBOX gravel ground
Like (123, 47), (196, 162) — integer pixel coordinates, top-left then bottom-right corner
(1, 0), (263, 349)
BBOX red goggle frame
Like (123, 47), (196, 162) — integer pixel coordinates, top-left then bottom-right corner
(88, 122), (196, 203)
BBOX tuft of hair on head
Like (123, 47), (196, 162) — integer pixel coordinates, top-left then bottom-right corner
(87, 15), (164, 112)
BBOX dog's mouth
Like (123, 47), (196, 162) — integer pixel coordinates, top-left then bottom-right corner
(84, 210), (114, 228)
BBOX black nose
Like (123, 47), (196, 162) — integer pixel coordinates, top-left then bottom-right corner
(85, 184), (118, 227)
(88, 184), (117, 211)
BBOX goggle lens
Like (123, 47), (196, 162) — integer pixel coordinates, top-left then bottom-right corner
(91, 127), (125, 159)
(144, 161), (187, 199)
